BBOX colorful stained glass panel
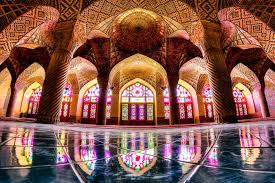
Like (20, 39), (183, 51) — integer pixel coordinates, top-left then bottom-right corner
(106, 104), (111, 119)
(122, 104), (128, 121)
(138, 104), (145, 120)
(233, 87), (248, 117)
(130, 104), (137, 120)
(147, 104), (154, 121)
(164, 85), (193, 121)
(28, 86), (42, 115)
(90, 104), (97, 119)
(179, 104), (185, 119)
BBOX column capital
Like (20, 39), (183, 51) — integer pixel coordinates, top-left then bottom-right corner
(201, 21), (223, 51)
(52, 20), (77, 53)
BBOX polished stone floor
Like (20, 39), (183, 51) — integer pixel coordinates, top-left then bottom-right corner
(0, 121), (275, 183)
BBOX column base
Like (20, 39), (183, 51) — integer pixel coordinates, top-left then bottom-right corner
(214, 114), (238, 124)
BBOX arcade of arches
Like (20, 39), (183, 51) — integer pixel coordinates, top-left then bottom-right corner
(0, 1), (274, 125)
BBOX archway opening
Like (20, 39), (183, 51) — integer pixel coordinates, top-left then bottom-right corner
(0, 69), (12, 116)
(82, 84), (100, 124)
(233, 86), (248, 119)
(26, 85), (42, 117)
(264, 69), (275, 117)
(109, 54), (168, 125)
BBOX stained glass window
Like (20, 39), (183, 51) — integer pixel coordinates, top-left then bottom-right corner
(233, 87), (248, 117)
(163, 85), (193, 121)
(163, 89), (170, 119)
(130, 104), (137, 120)
(138, 104), (145, 120)
(82, 84), (100, 120)
(121, 82), (154, 122)
(203, 85), (214, 119)
(27, 86), (42, 115)
(147, 104), (154, 121)
(106, 87), (112, 119)
(60, 83), (73, 121)
(122, 104), (129, 121)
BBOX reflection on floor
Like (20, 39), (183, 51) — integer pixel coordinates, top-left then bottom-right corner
(0, 121), (275, 183)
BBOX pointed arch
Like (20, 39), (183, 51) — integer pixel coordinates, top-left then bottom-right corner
(230, 63), (260, 88)
(221, 21), (262, 49)
(264, 69), (275, 116)
(219, 7), (275, 62)
(69, 56), (98, 90)
(0, 68), (12, 116)
(233, 83), (256, 116)
(20, 82), (42, 115)
(0, 6), (60, 64)
(109, 54), (167, 125)
(179, 57), (208, 90)
(119, 78), (157, 125)
(178, 79), (200, 123)
(76, 79), (98, 122)
(12, 62), (45, 117)
(110, 54), (167, 87)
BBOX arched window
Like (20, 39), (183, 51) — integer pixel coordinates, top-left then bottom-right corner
(177, 85), (193, 121)
(163, 89), (170, 120)
(163, 85), (193, 123)
(60, 83), (73, 122)
(27, 86), (42, 116)
(82, 84), (100, 123)
(202, 85), (214, 120)
(121, 82), (154, 124)
(106, 87), (112, 120)
(233, 87), (248, 117)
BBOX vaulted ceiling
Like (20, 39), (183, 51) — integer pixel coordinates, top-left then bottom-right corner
(0, 0), (274, 87)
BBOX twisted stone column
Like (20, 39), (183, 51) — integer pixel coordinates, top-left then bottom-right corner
(6, 82), (16, 117)
(37, 21), (75, 124)
(96, 76), (109, 125)
(168, 75), (180, 125)
(254, 82), (270, 118)
(202, 21), (237, 123)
